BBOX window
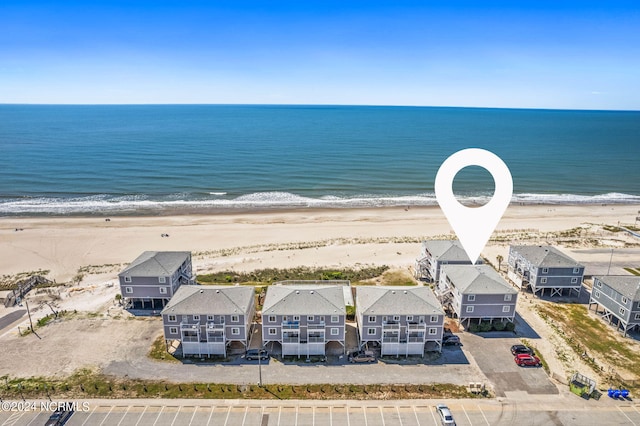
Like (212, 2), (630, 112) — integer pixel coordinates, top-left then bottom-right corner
(268, 315), (276, 323)
(430, 315), (438, 323)
(621, 297), (628, 305)
(331, 315), (339, 323)
(124, 276), (132, 283)
(125, 286), (133, 294)
(635, 313), (640, 320)
(231, 328), (240, 335)
(193, 315), (200, 321)
(282, 316), (287, 322)
(597, 280), (602, 288)
(428, 328), (437, 335)
(571, 277), (578, 284)
(231, 315), (239, 322)
(637, 302), (640, 309)
(466, 306), (474, 313)
(419, 316), (425, 323)
(159, 287), (167, 294)
(542, 268), (548, 273)
(573, 267), (580, 274)
(382, 316), (388, 322)
(169, 327), (177, 334)
(504, 294), (512, 302)
(367, 328), (376, 335)
(594, 291), (600, 298)
(308, 315), (314, 321)
(168, 315), (176, 322)
(207, 315), (214, 321)
(407, 315), (413, 322)
(268, 328), (277, 335)
(331, 328), (339, 336)
(159, 276), (166, 283)
(619, 307), (626, 315)
(467, 295), (475, 302)
(502, 306), (511, 313)
(320, 316), (325, 322)
(541, 278), (547, 284)
(393, 315), (400, 322)
(293, 315), (300, 321)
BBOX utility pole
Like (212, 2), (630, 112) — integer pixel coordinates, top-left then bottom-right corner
(607, 248), (614, 275)
(258, 352), (263, 387)
(25, 300), (34, 332)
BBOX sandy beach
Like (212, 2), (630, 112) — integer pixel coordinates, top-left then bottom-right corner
(1, 204), (639, 283)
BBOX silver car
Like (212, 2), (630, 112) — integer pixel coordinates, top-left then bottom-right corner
(436, 404), (456, 426)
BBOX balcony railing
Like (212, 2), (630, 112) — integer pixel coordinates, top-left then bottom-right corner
(282, 337), (300, 344)
(282, 322), (300, 330)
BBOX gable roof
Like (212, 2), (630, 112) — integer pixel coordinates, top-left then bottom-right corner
(442, 264), (517, 295)
(262, 285), (346, 316)
(511, 246), (583, 269)
(422, 240), (471, 263)
(594, 276), (640, 300)
(356, 286), (444, 316)
(161, 285), (254, 315)
(119, 251), (190, 277)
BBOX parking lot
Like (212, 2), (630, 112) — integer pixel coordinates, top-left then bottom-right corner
(2, 399), (640, 426)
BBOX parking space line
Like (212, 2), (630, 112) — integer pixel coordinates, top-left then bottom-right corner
(242, 406), (248, 426)
(188, 406), (198, 426)
(223, 406), (231, 426)
(152, 406), (165, 426)
(329, 406), (333, 426)
(633, 405), (640, 415)
(346, 406), (350, 426)
(477, 405), (490, 426)
(81, 404), (98, 426)
(277, 406), (282, 426)
(170, 405), (181, 426)
(379, 407), (386, 426)
(395, 406), (403, 426)
(412, 406), (421, 426)
(617, 406), (637, 426)
(460, 405), (473, 425)
(4, 412), (26, 426)
(428, 406), (438, 425)
(134, 406), (148, 426)
(363, 406), (368, 426)
(116, 405), (131, 426)
(295, 404), (298, 426)
(99, 405), (115, 426)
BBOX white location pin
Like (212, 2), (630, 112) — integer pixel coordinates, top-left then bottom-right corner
(435, 148), (513, 264)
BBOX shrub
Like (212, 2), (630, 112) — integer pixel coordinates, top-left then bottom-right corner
(479, 321), (492, 332)
(505, 321), (516, 332)
(493, 321), (506, 331)
(468, 323), (479, 333)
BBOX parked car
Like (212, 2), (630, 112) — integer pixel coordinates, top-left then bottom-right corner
(45, 407), (73, 426)
(511, 344), (534, 356)
(348, 350), (376, 363)
(514, 353), (542, 367)
(442, 335), (461, 346)
(436, 404), (456, 425)
(245, 349), (269, 361)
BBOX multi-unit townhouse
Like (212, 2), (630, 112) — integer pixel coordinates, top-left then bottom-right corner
(161, 285), (255, 357)
(415, 240), (480, 282)
(589, 275), (640, 337)
(508, 245), (584, 297)
(356, 286), (445, 357)
(439, 264), (518, 327)
(118, 251), (194, 311)
(261, 283), (346, 358)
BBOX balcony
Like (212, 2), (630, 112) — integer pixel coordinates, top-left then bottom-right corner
(282, 321), (300, 330)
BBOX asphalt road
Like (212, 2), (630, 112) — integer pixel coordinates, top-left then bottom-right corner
(0, 310), (25, 332)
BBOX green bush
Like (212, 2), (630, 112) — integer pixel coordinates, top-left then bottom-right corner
(468, 323), (479, 333)
(505, 321), (516, 332)
(479, 321), (492, 332)
(493, 321), (506, 331)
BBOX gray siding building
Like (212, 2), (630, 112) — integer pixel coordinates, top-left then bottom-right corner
(356, 286), (445, 356)
(415, 240), (480, 282)
(262, 283), (347, 358)
(508, 245), (584, 297)
(589, 276), (640, 336)
(161, 285), (255, 357)
(439, 264), (518, 327)
(118, 251), (194, 311)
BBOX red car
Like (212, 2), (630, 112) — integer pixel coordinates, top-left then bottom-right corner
(514, 353), (541, 367)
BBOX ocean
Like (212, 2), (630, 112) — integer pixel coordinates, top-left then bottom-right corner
(1, 104), (639, 215)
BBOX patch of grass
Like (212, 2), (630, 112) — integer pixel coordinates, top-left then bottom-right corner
(536, 303), (640, 381)
(379, 270), (418, 286)
(148, 335), (180, 363)
(197, 266), (389, 285)
(0, 371), (479, 400)
(603, 225), (621, 233)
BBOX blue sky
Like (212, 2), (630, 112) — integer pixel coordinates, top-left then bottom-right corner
(1, 1), (639, 109)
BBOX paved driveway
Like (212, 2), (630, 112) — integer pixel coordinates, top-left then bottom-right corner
(460, 332), (559, 397)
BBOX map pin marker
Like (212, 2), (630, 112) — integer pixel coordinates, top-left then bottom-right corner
(435, 148), (513, 264)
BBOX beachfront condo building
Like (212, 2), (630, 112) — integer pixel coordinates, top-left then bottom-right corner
(161, 285), (255, 357)
(589, 276), (640, 337)
(261, 282), (347, 358)
(118, 251), (194, 312)
(508, 245), (584, 297)
(415, 240), (480, 282)
(355, 286), (445, 356)
(439, 264), (518, 327)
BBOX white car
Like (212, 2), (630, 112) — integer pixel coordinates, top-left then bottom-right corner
(436, 404), (456, 426)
